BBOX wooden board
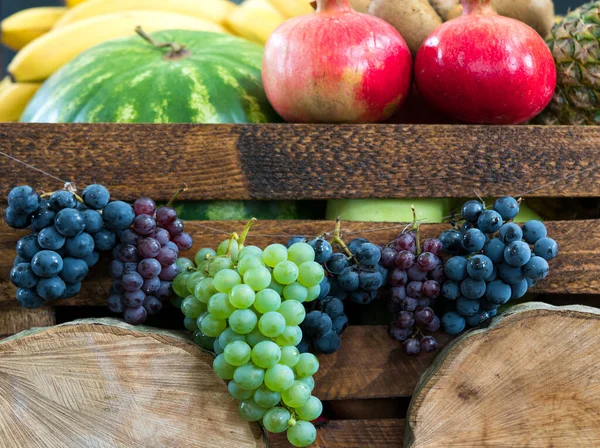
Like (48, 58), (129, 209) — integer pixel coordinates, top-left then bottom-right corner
(268, 419), (405, 448)
(406, 303), (600, 448)
(0, 319), (265, 448)
(0, 306), (55, 338)
(1, 124), (600, 200)
(0, 219), (586, 306)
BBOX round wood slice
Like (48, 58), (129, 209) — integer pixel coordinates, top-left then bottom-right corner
(406, 302), (600, 448)
(0, 318), (265, 448)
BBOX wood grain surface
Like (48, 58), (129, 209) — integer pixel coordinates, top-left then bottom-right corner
(1, 124), (599, 200)
(0, 306), (55, 338)
(0, 319), (265, 448)
(406, 303), (600, 448)
(0, 219), (586, 306)
(268, 419), (405, 448)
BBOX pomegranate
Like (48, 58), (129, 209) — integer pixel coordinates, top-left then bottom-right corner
(262, 0), (412, 123)
(414, 0), (556, 125)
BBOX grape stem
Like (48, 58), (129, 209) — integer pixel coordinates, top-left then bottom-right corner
(237, 218), (257, 252)
(40, 183), (84, 204)
(166, 184), (188, 207)
(331, 217), (359, 264)
(412, 206), (422, 256)
(225, 233), (239, 257)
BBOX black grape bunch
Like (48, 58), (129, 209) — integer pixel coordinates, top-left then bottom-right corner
(439, 197), (558, 335)
(7, 184), (118, 308)
(107, 198), (193, 325)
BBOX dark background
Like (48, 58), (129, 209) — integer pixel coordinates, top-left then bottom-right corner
(0, 0), (588, 74)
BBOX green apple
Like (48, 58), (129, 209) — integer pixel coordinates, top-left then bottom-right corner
(326, 199), (453, 223)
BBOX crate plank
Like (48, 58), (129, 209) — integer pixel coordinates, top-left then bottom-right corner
(268, 419), (405, 448)
(1, 124), (600, 199)
(0, 219), (592, 306)
(0, 307), (55, 338)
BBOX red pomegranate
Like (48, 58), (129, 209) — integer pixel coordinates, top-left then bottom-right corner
(262, 0), (412, 123)
(414, 0), (556, 125)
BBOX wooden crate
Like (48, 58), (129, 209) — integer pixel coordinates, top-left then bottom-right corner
(1, 123), (598, 447)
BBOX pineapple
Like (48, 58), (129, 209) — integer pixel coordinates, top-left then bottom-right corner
(536, 2), (600, 125)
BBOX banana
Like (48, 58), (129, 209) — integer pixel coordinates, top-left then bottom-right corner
(66, 0), (88, 7)
(227, 0), (286, 45)
(267, 0), (313, 17)
(9, 10), (227, 83)
(1, 7), (67, 51)
(0, 77), (41, 122)
(55, 0), (236, 28)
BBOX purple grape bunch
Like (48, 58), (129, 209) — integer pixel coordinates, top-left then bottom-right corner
(7, 184), (118, 308)
(107, 198), (194, 325)
(381, 231), (444, 356)
(438, 197), (558, 336)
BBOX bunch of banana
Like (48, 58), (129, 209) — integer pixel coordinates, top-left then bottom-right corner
(0, 77), (41, 122)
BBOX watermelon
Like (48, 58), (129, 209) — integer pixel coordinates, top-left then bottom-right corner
(21, 30), (279, 123)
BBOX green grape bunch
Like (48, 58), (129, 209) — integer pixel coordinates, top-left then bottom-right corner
(171, 220), (324, 447)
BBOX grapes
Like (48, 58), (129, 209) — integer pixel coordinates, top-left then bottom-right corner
(251, 341), (281, 369)
(254, 289), (281, 314)
(229, 284), (256, 309)
(36, 276), (66, 300)
(254, 385), (281, 408)
(282, 381), (311, 407)
(103, 201), (135, 230)
(213, 269), (242, 293)
(442, 312), (466, 335)
(263, 407), (291, 434)
(287, 421), (317, 448)
(264, 364), (295, 391)
(493, 196), (520, 221)
(273, 261), (299, 285)
(230, 309), (258, 334)
(283, 282), (309, 302)
(60, 258), (89, 284)
(462, 228), (486, 252)
(8, 186), (39, 214)
(477, 210), (503, 234)
(82, 184), (110, 210)
(445, 256), (468, 281)
(263, 244), (288, 267)
(280, 346), (300, 367)
(224, 341), (252, 366)
(234, 363), (265, 390)
(279, 300), (306, 326)
(309, 238), (333, 264)
(244, 266), (272, 291)
(504, 241), (532, 267)
(524, 256), (549, 281)
(288, 242), (315, 266)
(533, 237), (558, 261)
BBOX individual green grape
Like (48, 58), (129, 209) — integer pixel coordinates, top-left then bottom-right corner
(171, 296), (184, 309)
(268, 280), (285, 295)
(224, 340), (252, 366)
(207, 256), (234, 277)
(217, 239), (239, 262)
(239, 245), (262, 260)
(213, 269), (242, 293)
(275, 326), (303, 347)
(228, 380), (255, 401)
(278, 300), (306, 326)
(264, 364), (295, 392)
(234, 362), (265, 390)
(208, 292), (236, 319)
(181, 295), (207, 319)
(213, 338), (224, 355)
(254, 384), (282, 408)
(229, 284), (256, 309)
(185, 271), (206, 295)
(280, 346), (300, 367)
(297, 261), (325, 288)
(213, 353), (236, 380)
(193, 331), (215, 350)
(297, 376), (315, 391)
(288, 243), (315, 266)
(195, 248), (217, 266)
(184, 317), (198, 332)
(258, 312), (286, 338)
(295, 396), (323, 421)
(287, 420), (317, 447)
(305, 285), (320, 302)
(254, 289), (282, 314)
(218, 328), (246, 348)
(196, 311), (208, 329)
(295, 353), (319, 378)
(173, 272), (191, 297)
(283, 282), (308, 303)
(263, 244), (288, 268)
(282, 381), (311, 407)
(251, 341), (282, 369)
(176, 257), (195, 272)
(237, 255), (265, 276)
(194, 278), (217, 304)
(239, 399), (267, 422)
(244, 266), (272, 292)
(262, 407), (291, 434)
(200, 313), (227, 337)
(246, 329), (270, 347)
(229, 309), (258, 334)
(273, 261), (300, 285)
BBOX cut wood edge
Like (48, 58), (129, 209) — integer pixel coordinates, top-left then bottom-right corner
(0, 318), (267, 448)
(404, 302), (600, 447)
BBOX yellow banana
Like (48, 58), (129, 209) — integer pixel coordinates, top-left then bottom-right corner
(267, 0), (313, 17)
(66, 0), (88, 7)
(227, 0), (286, 45)
(0, 77), (41, 122)
(55, 0), (236, 28)
(1, 7), (67, 51)
(9, 10), (227, 83)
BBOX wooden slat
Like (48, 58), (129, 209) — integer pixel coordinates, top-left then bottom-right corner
(1, 124), (600, 199)
(0, 307), (55, 338)
(268, 419), (405, 448)
(0, 219), (591, 306)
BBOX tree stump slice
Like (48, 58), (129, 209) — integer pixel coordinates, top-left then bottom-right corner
(406, 303), (600, 447)
(0, 318), (265, 448)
